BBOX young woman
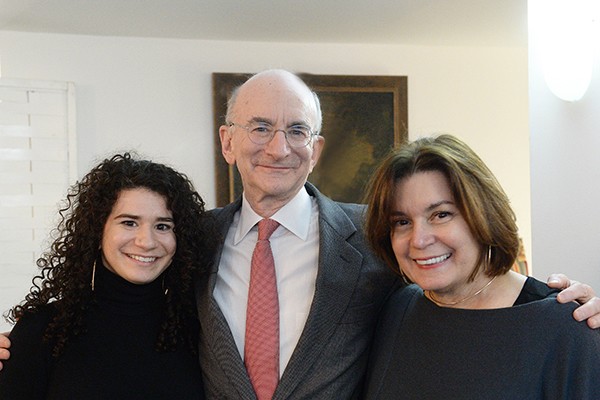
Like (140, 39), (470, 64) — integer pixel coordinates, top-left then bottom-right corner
(362, 135), (600, 399)
(0, 153), (217, 399)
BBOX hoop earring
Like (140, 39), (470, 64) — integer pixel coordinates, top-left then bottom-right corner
(398, 266), (411, 285)
(91, 260), (97, 291)
(486, 245), (493, 269)
(162, 276), (169, 296)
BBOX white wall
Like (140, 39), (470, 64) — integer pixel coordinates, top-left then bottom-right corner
(0, 31), (531, 328)
(529, 29), (600, 290)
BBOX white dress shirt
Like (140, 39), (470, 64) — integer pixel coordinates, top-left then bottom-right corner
(213, 187), (320, 376)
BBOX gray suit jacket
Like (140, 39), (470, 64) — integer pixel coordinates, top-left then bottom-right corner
(195, 183), (399, 399)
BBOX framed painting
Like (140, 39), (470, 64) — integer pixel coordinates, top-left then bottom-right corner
(212, 73), (408, 206)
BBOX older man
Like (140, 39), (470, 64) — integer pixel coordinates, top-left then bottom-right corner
(196, 69), (397, 399)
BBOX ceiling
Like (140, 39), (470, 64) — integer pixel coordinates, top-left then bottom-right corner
(0, 0), (527, 47)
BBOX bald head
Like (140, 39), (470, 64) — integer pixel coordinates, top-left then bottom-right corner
(226, 69), (322, 135)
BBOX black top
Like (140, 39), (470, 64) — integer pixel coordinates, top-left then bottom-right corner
(363, 277), (600, 399)
(0, 264), (204, 399)
(513, 276), (560, 305)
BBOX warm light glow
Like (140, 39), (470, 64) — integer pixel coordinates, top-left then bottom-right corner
(529, 0), (598, 102)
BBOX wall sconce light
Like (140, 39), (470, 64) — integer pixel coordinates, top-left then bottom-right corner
(529, 0), (598, 102)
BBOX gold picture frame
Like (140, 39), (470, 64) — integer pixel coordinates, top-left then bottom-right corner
(212, 73), (408, 206)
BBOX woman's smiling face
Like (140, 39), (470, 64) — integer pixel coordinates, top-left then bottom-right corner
(390, 170), (482, 297)
(101, 188), (176, 285)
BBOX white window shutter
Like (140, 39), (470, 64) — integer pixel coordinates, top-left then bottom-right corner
(0, 79), (76, 330)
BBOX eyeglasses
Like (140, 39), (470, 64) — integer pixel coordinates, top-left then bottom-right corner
(228, 122), (316, 148)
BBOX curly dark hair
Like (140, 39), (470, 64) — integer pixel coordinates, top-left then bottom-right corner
(5, 152), (218, 357)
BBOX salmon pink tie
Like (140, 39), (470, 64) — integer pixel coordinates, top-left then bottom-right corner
(245, 218), (280, 400)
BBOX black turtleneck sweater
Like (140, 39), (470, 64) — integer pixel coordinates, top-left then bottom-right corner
(0, 265), (204, 399)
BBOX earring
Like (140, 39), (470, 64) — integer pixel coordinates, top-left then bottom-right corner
(91, 260), (97, 291)
(398, 266), (411, 285)
(162, 276), (169, 296)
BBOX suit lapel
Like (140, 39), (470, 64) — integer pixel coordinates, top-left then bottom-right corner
(200, 187), (366, 399)
(198, 199), (257, 399)
(275, 183), (365, 399)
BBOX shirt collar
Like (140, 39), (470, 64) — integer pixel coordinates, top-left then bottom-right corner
(234, 187), (314, 244)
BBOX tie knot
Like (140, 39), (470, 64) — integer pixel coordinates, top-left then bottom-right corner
(258, 219), (279, 240)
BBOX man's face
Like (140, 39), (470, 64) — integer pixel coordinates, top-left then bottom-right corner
(220, 72), (324, 210)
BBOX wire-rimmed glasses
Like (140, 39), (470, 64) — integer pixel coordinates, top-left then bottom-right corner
(228, 122), (316, 148)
